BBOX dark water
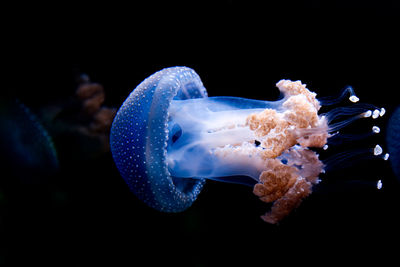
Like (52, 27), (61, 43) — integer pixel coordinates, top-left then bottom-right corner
(1, 2), (399, 266)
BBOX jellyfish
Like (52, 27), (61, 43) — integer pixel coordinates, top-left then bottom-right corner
(387, 106), (400, 180)
(110, 67), (386, 224)
(0, 98), (59, 183)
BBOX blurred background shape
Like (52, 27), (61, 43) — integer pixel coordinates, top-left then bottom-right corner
(0, 98), (59, 184)
(38, 74), (116, 163)
(387, 105), (400, 180)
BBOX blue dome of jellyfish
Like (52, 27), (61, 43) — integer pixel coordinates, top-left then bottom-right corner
(111, 67), (387, 223)
(387, 106), (400, 180)
(110, 67), (208, 212)
(0, 98), (59, 182)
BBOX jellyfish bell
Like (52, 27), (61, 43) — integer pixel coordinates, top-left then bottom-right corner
(0, 98), (59, 184)
(110, 66), (387, 224)
(110, 67), (207, 212)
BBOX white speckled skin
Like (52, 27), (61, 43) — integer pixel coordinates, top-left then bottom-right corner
(110, 67), (207, 212)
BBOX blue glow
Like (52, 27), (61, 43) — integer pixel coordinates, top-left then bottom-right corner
(110, 67), (208, 212)
(387, 106), (400, 180)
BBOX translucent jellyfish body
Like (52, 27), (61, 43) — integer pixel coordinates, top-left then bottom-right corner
(110, 67), (385, 224)
(387, 106), (400, 180)
(0, 98), (59, 183)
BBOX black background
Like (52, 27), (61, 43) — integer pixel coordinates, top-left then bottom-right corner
(1, 1), (400, 266)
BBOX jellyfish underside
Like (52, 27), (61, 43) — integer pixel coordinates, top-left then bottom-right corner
(167, 96), (270, 185)
(167, 80), (384, 223)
